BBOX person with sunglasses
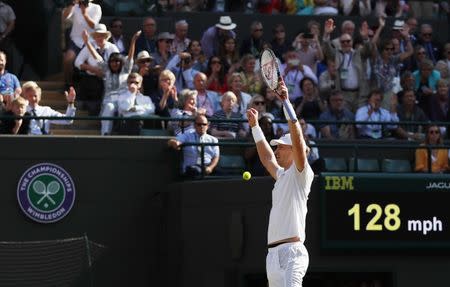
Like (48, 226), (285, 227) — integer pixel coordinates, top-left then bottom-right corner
(168, 114), (220, 178)
(415, 125), (449, 173)
(81, 29), (141, 135)
(117, 73), (155, 135)
(323, 18), (373, 113)
(416, 24), (442, 65)
(372, 20), (413, 110)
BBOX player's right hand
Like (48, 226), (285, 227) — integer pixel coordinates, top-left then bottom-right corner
(246, 108), (259, 128)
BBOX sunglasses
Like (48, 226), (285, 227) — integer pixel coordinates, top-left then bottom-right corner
(195, 123), (208, 126)
(275, 30), (285, 33)
(429, 130), (440, 134)
(384, 47), (394, 51)
(128, 81), (140, 85)
(340, 39), (351, 44)
(254, 101), (265, 106)
(139, 59), (152, 63)
(254, 28), (263, 32)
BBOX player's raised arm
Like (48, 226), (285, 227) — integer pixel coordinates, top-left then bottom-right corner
(277, 79), (308, 172)
(247, 108), (280, 179)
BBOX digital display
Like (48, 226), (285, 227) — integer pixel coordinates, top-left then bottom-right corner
(320, 173), (450, 249)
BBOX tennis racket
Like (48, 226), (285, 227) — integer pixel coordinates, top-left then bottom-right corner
(260, 48), (297, 121)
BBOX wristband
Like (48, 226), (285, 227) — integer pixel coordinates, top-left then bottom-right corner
(282, 100), (298, 123)
(251, 126), (264, 143)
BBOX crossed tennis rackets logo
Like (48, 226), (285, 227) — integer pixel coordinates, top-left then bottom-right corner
(32, 180), (60, 206)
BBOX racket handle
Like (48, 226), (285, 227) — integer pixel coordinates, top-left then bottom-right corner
(282, 100), (298, 123)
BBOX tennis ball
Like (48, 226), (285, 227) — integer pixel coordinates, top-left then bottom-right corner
(242, 171), (251, 181)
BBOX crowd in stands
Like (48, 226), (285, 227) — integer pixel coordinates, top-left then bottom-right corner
(0, 0), (450, 177)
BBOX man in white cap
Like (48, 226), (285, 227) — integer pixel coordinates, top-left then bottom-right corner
(201, 15), (236, 58)
(63, 0), (102, 86)
(247, 78), (313, 287)
(74, 24), (118, 115)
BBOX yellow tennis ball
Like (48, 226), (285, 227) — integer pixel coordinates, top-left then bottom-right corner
(243, 171), (251, 181)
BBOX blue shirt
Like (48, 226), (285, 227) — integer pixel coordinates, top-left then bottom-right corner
(0, 71), (20, 95)
(176, 131), (219, 173)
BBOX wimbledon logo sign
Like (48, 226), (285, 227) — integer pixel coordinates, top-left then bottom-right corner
(17, 163), (76, 223)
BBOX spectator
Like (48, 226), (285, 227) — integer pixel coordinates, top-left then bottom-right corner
(0, 96), (30, 134)
(318, 58), (337, 100)
(396, 70), (416, 104)
(292, 31), (324, 74)
(136, 50), (158, 97)
(417, 24), (442, 65)
(172, 20), (190, 54)
(218, 36), (240, 73)
(169, 89), (203, 135)
(270, 24), (289, 63)
(228, 72), (252, 115)
(201, 16), (236, 58)
(406, 45), (429, 73)
(372, 25), (413, 109)
(239, 54), (263, 95)
(151, 69), (177, 119)
(319, 90), (355, 139)
(295, 77), (326, 121)
(240, 21), (264, 58)
(135, 17), (157, 56)
(355, 89), (399, 139)
(63, 0), (102, 86)
(443, 43), (450, 71)
(435, 60), (450, 83)
(280, 48), (317, 103)
(152, 32), (174, 69)
(331, 20), (355, 49)
(81, 30), (140, 135)
(193, 72), (220, 117)
(415, 125), (449, 173)
(0, 1), (15, 73)
(429, 79), (450, 127)
(168, 114), (220, 178)
(374, 0), (403, 18)
(0, 50), (20, 98)
(323, 18), (373, 112)
(22, 81), (76, 135)
(405, 17), (419, 44)
(117, 73), (155, 135)
(109, 18), (128, 55)
(395, 89), (428, 141)
(75, 24), (119, 116)
(185, 40), (207, 73)
(206, 56), (228, 95)
(170, 52), (199, 92)
(413, 59), (441, 117)
(210, 91), (246, 139)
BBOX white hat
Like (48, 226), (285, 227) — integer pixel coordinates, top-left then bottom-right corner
(270, 133), (293, 146)
(157, 32), (175, 41)
(136, 50), (153, 61)
(91, 23), (111, 39)
(392, 20), (404, 31)
(215, 16), (237, 30)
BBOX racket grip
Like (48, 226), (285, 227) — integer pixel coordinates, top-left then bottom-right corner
(282, 100), (298, 123)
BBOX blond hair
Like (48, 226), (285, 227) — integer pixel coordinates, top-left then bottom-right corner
(221, 91), (237, 103)
(12, 96), (28, 107)
(22, 81), (42, 98)
(159, 69), (176, 86)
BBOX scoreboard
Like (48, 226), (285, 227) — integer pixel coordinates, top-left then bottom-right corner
(320, 173), (450, 250)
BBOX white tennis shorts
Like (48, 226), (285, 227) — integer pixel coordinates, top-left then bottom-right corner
(266, 242), (309, 287)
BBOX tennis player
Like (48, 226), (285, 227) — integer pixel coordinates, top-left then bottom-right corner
(247, 78), (314, 287)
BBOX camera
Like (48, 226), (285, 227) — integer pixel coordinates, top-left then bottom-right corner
(303, 33), (314, 39)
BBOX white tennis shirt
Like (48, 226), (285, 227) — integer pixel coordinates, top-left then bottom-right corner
(267, 163), (314, 244)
